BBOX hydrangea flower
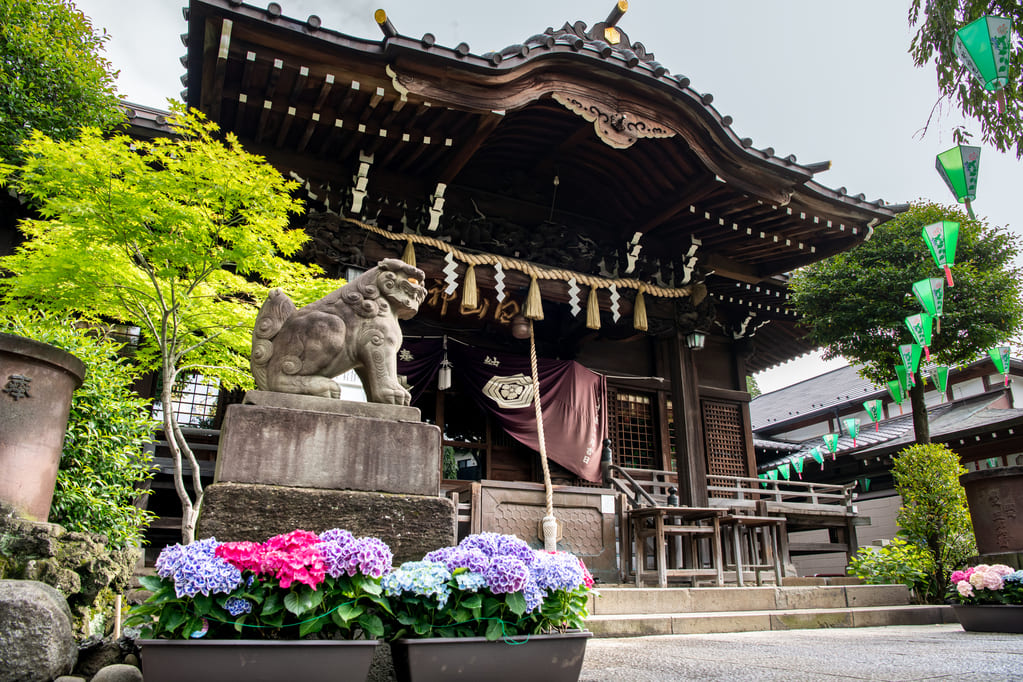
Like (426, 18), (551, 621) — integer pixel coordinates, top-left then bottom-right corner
(484, 555), (529, 594)
(425, 546), (491, 573)
(260, 544), (326, 589)
(383, 560), (453, 608)
(224, 596), (253, 616)
(320, 536), (393, 579)
(155, 537), (243, 598)
(215, 541), (264, 573)
(532, 551), (586, 595)
(265, 529), (321, 552)
(453, 571), (488, 592)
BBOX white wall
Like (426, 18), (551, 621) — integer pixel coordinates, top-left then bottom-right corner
(790, 494), (902, 577)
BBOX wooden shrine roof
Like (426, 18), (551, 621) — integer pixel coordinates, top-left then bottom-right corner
(180, 0), (907, 372)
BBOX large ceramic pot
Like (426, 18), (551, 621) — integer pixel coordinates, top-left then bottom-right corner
(136, 639), (379, 682)
(960, 466), (1023, 555)
(952, 605), (1023, 634)
(0, 333), (86, 521)
(390, 630), (592, 682)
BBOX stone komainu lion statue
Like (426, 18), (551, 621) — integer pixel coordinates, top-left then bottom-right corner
(251, 258), (427, 405)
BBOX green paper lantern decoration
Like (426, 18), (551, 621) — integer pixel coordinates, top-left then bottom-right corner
(886, 380), (904, 414)
(921, 221), (960, 287)
(822, 433), (839, 460)
(858, 477), (872, 493)
(954, 15), (1014, 113)
(905, 313), (934, 361)
(766, 468), (779, 481)
(758, 472), (769, 488)
(988, 345), (1011, 387)
(986, 458), (999, 469)
(912, 278), (945, 333)
(778, 462), (792, 480)
(898, 343), (923, 377)
(809, 446), (825, 470)
(935, 146), (980, 219)
(930, 366), (950, 401)
(843, 417), (861, 447)
(791, 456), (805, 480)
(863, 399), (883, 431)
(895, 363), (914, 393)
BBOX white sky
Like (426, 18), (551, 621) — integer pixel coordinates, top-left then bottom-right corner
(73, 0), (1022, 394)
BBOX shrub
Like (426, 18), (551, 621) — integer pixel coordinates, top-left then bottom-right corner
(0, 311), (156, 548)
(847, 537), (935, 600)
(891, 442), (976, 602)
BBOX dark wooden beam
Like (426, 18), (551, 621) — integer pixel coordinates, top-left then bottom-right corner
(438, 112), (504, 184)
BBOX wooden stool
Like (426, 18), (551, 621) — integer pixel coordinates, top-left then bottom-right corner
(719, 514), (786, 586)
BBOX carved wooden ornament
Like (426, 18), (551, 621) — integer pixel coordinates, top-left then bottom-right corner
(552, 92), (675, 149)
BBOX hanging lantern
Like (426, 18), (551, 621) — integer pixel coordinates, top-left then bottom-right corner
(843, 417), (861, 447)
(935, 146), (980, 219)
(895, 364), (914, 393)
(758, 472), (769, 488)
(905, 313), (934, 361)
(988, 345), (1011, 386)
(809, 446), (825, 470)
(954, 15), (1015, 113)
(778, 462), (792, 480)
(898, 343), (923, 378)
(791, 456), (805, 480)
(766, 468), (779, 481)
(437, 336), (452, 391)
(858, 477), (872, 493)
(912, 278), (945, 332)
(823, 433), (840, 460)
(886, 380), (904, 411)
(930, 366), (950, 401)
(863, 399), (883, 431)
(921, 221), (960, 287)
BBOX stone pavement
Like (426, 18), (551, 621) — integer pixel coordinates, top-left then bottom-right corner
(579, 624), (1023, 681)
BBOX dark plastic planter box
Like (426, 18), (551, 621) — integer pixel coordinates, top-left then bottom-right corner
(137, 639), (379, 682)
(391, 630), (592, 682)
(952, 605), (1023, 633)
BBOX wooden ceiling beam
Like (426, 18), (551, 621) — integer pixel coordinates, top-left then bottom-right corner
(438, 112), (504, 184)
(634, 174), (718, 235)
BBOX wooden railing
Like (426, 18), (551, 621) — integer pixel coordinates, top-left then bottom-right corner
(706, 475), (858, 516)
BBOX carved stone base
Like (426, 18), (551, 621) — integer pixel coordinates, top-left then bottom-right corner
(196, 482), (455, 563)
(216, 393), (441, 496)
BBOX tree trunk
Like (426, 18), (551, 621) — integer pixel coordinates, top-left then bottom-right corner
(161, 365), (201, 544)
(910, 378), (930, 444)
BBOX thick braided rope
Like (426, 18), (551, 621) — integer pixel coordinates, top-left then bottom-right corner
(529, 319), (558, 551)
(345, 218), (693, 299)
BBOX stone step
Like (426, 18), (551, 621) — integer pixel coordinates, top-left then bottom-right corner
(586, 604), (956, 637)
(589, 584), (911, 616)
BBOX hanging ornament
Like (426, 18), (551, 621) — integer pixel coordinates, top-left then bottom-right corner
(858, 477), (872, 493)
(863, 399), (883, 431)
(935, 146), (980, 219)
(930, 366), (950, 401)
(461, 264), (478, 309)
(954, 15), (1014, 114)
(633, 287), (648, 332)
(809, 446), (825, 468)
(766, 468), (779, 480)
(524, 275), (544, 320)
(986, 458), (999, 469)
(912, 278), (945, 333)
(438, 336), (452, 391)
(493, 262), (506, 302)
(898, 343), (923, 378)
(586, 287), (601, 330)
(905, 313), (934, 361)
(895, 364), (914, 394)
(791, 456), (805, 480)
(608, 283), (621, 322)
(567, 277), (581, 317)
(988, 345), (1011, 386)
(778, 462), (792, 480)
(843, 418), (861, 447)
(402, 239), (417, 267)
(443, 251), (459, 295)
(887, 379), (905, 414)
(921, 221), (960, 287)
(823, 433), (840, 460)
(758, 472), (769, 488)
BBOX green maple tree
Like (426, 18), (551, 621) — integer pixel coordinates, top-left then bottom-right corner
(0, 105), (338, 543)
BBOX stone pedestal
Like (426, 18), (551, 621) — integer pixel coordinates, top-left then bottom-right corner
(197, 391), (454, 558)
(961, 466), (1023, 556)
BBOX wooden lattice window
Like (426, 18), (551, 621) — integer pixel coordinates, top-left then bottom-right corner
(665, 399), (677, 472)
(609, 388), (656, 469)
(702, 400), (748, 478)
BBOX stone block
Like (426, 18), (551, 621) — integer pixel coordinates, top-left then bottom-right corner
(775, 585), (847, 610)
(850, 605), (945, 628)
(216, 403), (441, 496)
(688, 586), (777, 612)
(0, 579), (77, 682)
(845, 584), (909, 607)
(672, 613), (772, 634)
(589, 588), (692, 615)
(770, 609), (851, 630)
(244, 390), (420, 422)
(585, 615), (673, 637)
(196, 482), (455, 563)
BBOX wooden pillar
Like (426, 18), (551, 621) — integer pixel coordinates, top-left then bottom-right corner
(667, 332), (708, 506)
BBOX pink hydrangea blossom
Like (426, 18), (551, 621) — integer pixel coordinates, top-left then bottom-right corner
(264, 529), (321, 552)
(216, 541), (265, 573)
(950, 570), (968, 584)
(957, 580), (974, 598)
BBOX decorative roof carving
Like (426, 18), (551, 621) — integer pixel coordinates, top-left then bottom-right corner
(552, 92), (675, 149)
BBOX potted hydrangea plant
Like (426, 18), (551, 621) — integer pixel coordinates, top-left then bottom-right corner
(381, 532), (596, 682)
(947, 563), (1023, 633)
(125, 528), (393, 682)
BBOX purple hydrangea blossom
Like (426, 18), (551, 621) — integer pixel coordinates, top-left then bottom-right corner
(425, 546), (491, 573)
(484, 555), (530, 594)
(453, 571), (488, 593)
(155, 538), (242, 598)
(224, 596), (253, 616)
(319, 528), (355, 546)
(382, 560), (453, 608)
(319, 536), (393, 579)
(531, 551), (586, 595)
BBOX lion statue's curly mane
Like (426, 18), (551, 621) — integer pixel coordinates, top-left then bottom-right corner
(250, 258), (427, 405)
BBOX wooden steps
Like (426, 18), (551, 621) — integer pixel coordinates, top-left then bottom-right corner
(585, 583), (955, 637)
